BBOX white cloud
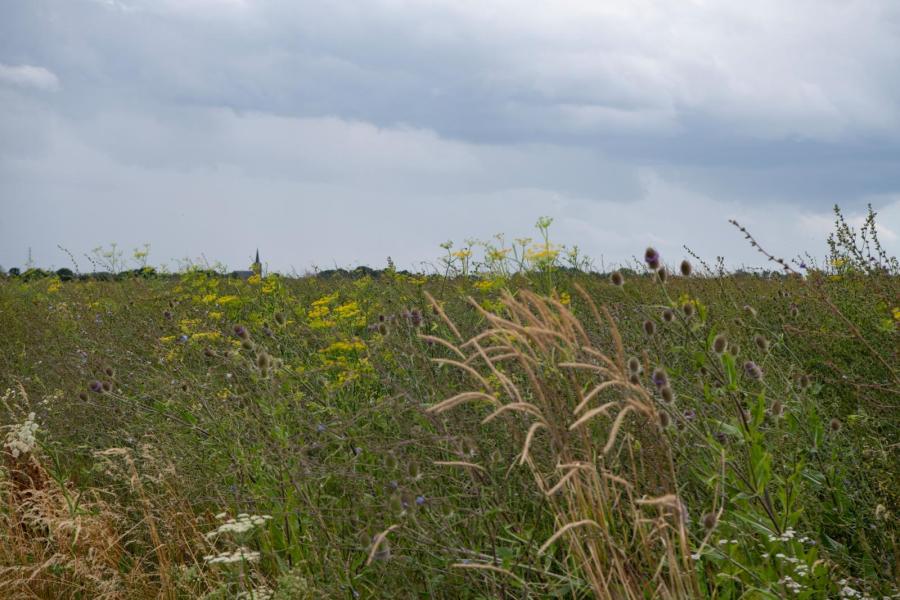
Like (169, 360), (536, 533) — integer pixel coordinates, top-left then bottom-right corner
(0, 64), (60, 92)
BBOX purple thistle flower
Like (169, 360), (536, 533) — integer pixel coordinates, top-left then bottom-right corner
(644, 247), (661, 270)
(416, 495), (426, 506)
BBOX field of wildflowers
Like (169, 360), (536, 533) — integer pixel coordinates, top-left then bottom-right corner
(0, 207), (897, 599)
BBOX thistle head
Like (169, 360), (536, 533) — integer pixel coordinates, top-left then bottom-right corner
(829, 418), (842, 432)
(682, 301), (695, 318)
(89, 380), (103, 393)
(643, 319), (656, 336)
(702, 512), (718, 530)
(754, 334), (769, 352)
(657, 267), (668, 283)
(233, 325), (249, 340)
(662, 308), (674, 323)
(680, 259), (692, 277)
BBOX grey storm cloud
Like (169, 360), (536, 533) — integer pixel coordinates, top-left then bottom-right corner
(1, 0), (899, 272)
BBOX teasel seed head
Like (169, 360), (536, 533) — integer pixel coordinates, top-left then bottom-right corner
(771, 399), (784, 417)
(682, 301), (695, 317)
(645, 247), (661, 270)
(101, 381), (112, 392)
(799, 374), (811, 390)
(628, 373), (641, 385)
(829, 418), (842, 432)
(713, 334), (728, 355)
(257, 352), (271, 370)
(610, 271), (625, 286)
(274, 312), (286, 326)
(104, 366), (115, 377)
(754, 334), (769, 352)
(730, 343), (741, 357)
(702, 512), (718, 530)
(660, 386), (674, 403)
(78, 391), (88, 401)
(643, 319), (656, 336)
(743, 360), (763, 381)
(743, 305), (757, 317)
(627, 356), (641, 373)
(652, 367), (668, 388)
(241, 340), (254, 351)
(662, 308), (674, 323)
(680, 259), (692, 277)
(659, 411), (671, 429)
(657, 267), (668, 283)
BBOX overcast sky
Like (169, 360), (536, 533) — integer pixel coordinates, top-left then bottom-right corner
(2, 0), (899, 273)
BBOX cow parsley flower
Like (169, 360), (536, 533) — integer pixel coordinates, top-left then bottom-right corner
(4, 412), (38, 458)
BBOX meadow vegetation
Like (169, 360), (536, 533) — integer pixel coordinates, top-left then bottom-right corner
(0, 207), (897, 599)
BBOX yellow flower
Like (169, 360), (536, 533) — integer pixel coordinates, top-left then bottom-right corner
(208, 311), (224, 320)
(159, 335), (177, 344)
(47, 280), (62, 294)
(216, 295), (241, 306)
(452, 249), (472, 259)
(333, 301), (362, 320)
(179, 318), (201, 333)
(191, 331), (221, 342)
(307, 305), (330, 320)
(832, 257), (846, 268)
(560, 291), (571, 306)
(247, 274), (262, 285)
(892, 307), (900, 321)
(474, 279), (497, 291)
(200, 294), (218, 304)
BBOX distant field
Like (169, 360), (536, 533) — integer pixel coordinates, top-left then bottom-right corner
(1, 222), (897, 598)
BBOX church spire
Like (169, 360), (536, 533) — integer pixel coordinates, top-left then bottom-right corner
(252, 249), (262, 275)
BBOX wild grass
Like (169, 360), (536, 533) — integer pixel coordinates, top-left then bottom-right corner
(0, 208), (897, 598)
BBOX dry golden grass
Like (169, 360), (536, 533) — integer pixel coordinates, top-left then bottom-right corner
(424, 286), (700, 598)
